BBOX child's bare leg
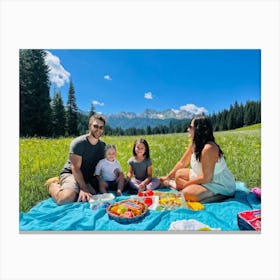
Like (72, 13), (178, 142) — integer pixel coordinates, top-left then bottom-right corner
(99, 181), (108, 194)
(116, 174), (125, 195)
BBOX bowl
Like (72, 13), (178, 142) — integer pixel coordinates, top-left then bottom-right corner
(107, 199), (148, 224)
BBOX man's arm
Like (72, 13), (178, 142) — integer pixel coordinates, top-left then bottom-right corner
(70, 153), (93, 202)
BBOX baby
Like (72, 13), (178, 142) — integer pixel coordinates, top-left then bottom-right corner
(95, 144), (125, 196)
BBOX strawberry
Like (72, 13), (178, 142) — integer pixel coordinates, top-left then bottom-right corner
(138, 192), (144, 197)
(146, 190), (154, 196)
(144, 197), (153, 207)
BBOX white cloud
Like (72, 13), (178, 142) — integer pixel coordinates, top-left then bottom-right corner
(92, 100), (105, 106)
(44, 51), (70, 87)
(104, 75), (112, 81)
(179, 104), (208, 115)
(144, 91), (153, 99)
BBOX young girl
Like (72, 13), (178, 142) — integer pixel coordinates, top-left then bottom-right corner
(95, 144), (125, 196)
(127, 138), (160, 192)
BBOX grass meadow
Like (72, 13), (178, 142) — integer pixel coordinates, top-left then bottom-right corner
(20, 125), (261, 213)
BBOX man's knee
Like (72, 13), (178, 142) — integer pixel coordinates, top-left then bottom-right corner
(56, 189), (77, 205)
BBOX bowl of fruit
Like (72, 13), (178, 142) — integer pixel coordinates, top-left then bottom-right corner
(107, 199), (148, 223)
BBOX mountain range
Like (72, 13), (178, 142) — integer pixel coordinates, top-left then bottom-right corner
(104, 108), (198, 129)
(80, 108), (202, 129)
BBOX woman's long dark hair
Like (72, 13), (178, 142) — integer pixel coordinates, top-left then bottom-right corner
(191, 116), (224, 161)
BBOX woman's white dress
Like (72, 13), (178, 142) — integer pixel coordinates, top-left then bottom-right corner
(189, 153), (236, 196)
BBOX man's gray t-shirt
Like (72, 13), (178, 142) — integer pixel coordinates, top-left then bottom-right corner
(61, 135), (106, 183)
(127, 157), (152, 181)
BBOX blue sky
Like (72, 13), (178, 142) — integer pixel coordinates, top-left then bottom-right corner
(45, 49), (260, 116)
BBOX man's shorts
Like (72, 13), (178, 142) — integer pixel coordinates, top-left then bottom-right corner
(59, 173), (99, 194)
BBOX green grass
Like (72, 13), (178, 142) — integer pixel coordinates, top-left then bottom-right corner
(234, 123), (261, 131)
(20, 126), (261, 212)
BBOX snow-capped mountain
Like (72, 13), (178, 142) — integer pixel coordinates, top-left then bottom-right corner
(108, 107), (200, 121)
(81, 104), (207, 129)
(105, 107), (206, 129)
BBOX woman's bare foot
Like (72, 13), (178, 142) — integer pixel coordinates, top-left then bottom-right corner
(161, 179), (177, 189)
(161, 180), (170, 187)
(168, 180), (177, 190)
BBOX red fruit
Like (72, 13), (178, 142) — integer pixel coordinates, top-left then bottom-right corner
(138, 192), (144, 197)
(144, 197), (153, 206)
(122, 211), (134, 218)
(146, 190), (154, 196)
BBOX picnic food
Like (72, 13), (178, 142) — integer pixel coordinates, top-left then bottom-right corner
(146, 190), (154, 196)
(186, 201), (205, 211)
(143, 197), (153, 207)
(138, 190), (154, 197)
(154, 191), (186, 210)
(107, 199), (148, 223)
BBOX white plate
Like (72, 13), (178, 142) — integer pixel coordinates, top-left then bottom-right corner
(89, 193), (115, 204)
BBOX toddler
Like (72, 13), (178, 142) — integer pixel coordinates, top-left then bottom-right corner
(95, 144), (125, 196)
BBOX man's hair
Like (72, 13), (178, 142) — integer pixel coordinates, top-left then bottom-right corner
(89, 114), (106, 125)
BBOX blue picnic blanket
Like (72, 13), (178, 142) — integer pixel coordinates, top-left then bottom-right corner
(19, 182), (261, 231)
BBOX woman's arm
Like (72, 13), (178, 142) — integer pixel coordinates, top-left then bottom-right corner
(161, 143), (193, 181)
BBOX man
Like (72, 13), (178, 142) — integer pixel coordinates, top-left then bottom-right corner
(45, 114), (106, 205)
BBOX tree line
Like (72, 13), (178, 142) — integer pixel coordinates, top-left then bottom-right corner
(20, 49), (261, 138)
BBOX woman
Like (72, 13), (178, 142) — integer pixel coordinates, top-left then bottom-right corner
(160, 116), (236, 202)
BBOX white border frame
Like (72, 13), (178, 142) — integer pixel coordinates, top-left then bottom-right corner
(1, 1), (279, 279)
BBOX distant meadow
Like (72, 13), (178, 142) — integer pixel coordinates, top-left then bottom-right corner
(19, 125), (260, 212)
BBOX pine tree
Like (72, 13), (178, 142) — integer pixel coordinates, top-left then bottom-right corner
(77, 112), (89, 135)
(244, 101), (255, 126)
(88, 103), (95, 118)
(146, 125), (152, 135)
(20, 49), (52, 136)
(255, 100), (261, 124)
(51, 91), (66, 136)
(66, 80), (78, 136)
